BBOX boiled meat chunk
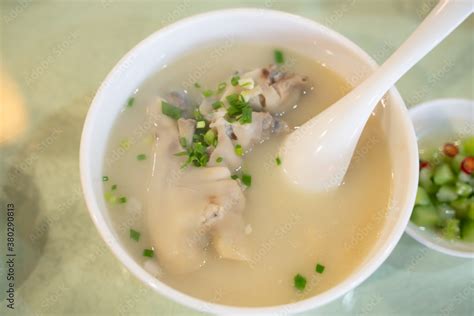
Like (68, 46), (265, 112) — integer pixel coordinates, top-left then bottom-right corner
(240, 65), (309, 114)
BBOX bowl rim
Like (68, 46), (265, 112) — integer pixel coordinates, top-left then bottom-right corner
(80, 8), (419, 314)
(405, 98), (474, 259)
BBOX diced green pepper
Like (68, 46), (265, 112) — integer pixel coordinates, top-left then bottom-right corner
(415, 186), (431, 206)
(468, 201), (474, 220)
(442, 218), (460, 240)
(462, 136), (474, 156)
(450, 198), (470, 219)
(411, 205), (439, 228)
(451, 154), (465, 173)
(419, 168), (438, 194)
(433, 164), (455, 185)
(456, 181), (473, 197)
(436, 186), (458, 202)
(437, 203), (456, 220)
(461, 219), (474, 242)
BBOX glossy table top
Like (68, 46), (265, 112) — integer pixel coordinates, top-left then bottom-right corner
(0, 0), (473, 315)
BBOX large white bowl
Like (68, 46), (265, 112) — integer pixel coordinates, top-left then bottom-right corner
(406, 98), (474, 258)
(80, 9), (418, 314)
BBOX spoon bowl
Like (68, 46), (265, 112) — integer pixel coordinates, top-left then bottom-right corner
(281, 0), (473, 191)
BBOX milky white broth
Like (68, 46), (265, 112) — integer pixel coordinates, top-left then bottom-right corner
(103, 43), (392, 306)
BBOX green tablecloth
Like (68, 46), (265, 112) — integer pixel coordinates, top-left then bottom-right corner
(1, 0), (473, 315)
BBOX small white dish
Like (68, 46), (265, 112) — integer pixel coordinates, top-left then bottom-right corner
(406, 98), (474, 258)
(80, 9), (419, 314)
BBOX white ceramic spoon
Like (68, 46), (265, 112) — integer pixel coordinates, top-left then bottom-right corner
(281, 0), (473, 191)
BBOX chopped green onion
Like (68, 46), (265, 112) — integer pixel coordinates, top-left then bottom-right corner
(179, 137), (187, 148)
(217, 82), (227, 94)
(104, 191), (117, 203)
(238, 78), (254, 89)
(294, 274), (306, 291)
(231, 75), (240, 86)
(196, 120), (206, 129)
(180, 141), (210, 168)
(136, 154), (147, 161)
(276, 156), (282, 166)
(118, 196), (127, 204)
(161, 101), (182, 120)
(143, 249), (154, 258)
(127, 97), (135, 107)
(225, 93), (252, 124)
(212, 101), (224, 110)
(111, 184), (117, 191)
(239, 106), (252, 124)
(120, 139), (130, 150)
(274, 49), (284, 64)
(235, 144), (243, 156)
(193, 108), (204, 121)
(202, 90), (213, 97)
(241, 173), (252, 187)
(194, 82), (201, 88)
(204, 129), (216, 146)
(174, 151), (188, 157)
(216, 157), (223, 163)
(130, 229), (140, 241)
(315, 263), (325, 274)
(102, 176), (109, 182)
(231, 174), (239, 180)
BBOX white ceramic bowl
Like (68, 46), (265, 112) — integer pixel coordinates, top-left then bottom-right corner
(406, 98), (474, 258)
(80, 9), (418, 314)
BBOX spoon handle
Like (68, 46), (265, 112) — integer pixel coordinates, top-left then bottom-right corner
(354, 0), (473, 117)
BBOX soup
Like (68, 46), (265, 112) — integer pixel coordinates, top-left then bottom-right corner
(102, 43), (392, 306)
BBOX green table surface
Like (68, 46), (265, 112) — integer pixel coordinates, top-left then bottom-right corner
(1, 0), (473, 315)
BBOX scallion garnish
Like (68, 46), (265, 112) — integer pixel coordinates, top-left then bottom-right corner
(212, 101), (224, 110)
(234, 144), (244, 156)
(111, 184), (117, 191)
(241, 173), (252, 187)
(174, 151), (188, 157)
(102, 176), (109, 182)
(226, 93), (252, 124)
(294, 274), (306, 291)
(118, 196), (127, 204)
(235, 144), (243, 156)
(196, 120), (206, 129)
(104, 191), (117, 203)
(240, 106), (252, 124)
(231, 75), (240, 86)
(193, 108), (204, 121)
(231, 174), (239, 180)
(204, 129), (216, 146)
(137, 154), (147, 161)
(120, 139), (130, 150)
(238, 78), (254, 89)
(274, 49), (284, 64)
(181, 142), (210, 168)
(216, 157), (223, 163)
(143, 249), (154, 257)
(217, 82), (227, 94)
(127, 97), (135, 108)
(161, 101), (182, 120)
(179, 137), (187, 148)
(202, 90), (213, 97)
(194, 82), (201, 88)
(130, 229), (140, 241)
(315, 263), (325, 274)
(276, 156), (282, 166)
